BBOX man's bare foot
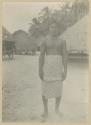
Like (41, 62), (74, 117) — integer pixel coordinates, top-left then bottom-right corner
(55, 110), (63, 117)
(40, 112), (48, 122)
(41, 112), (48, 118)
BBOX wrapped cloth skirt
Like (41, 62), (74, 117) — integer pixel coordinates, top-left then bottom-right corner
(41, 55), (63, 99)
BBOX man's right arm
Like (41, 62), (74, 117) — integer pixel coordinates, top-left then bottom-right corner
(39, 42), (46, 80)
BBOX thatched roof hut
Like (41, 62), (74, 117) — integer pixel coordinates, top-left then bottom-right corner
(61, 15), (89, 52)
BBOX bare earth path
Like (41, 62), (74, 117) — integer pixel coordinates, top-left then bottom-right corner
(2, 55), (88, 122)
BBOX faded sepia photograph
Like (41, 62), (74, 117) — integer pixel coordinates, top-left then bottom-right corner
(2, 0), (89, 122)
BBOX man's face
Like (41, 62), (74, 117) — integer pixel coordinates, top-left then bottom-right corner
(49, 23), (59, 37)
(49, 23), (57, 36)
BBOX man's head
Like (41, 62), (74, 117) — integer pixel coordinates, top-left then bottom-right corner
(49, 22), (60, 37)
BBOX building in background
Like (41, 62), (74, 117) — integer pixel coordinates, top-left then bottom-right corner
(61, 15), (89, 56)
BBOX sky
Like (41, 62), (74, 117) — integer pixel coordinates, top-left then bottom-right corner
(3, 2), (68, 33)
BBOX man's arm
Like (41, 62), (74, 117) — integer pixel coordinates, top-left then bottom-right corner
(62, 40), (68, 79)
(39, 42), (46, 80)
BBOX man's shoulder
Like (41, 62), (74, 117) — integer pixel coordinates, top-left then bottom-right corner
(40, 40), (46, 48)
(58, 38), (66, 45)
(59, 37), (66, 41)
(41, 36), (49, 45)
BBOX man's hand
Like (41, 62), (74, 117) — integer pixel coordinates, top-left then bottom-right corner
(62, 72), (66, 81)
(39, 70), (44, 81)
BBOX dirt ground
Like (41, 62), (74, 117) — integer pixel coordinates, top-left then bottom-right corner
(2, 55), (88, 122)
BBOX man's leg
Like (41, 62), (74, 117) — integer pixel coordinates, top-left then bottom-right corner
(55, 96), (61, 113)
(42, 96), (48, 117)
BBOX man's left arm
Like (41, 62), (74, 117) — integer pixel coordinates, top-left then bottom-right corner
(62, 40), (68, 79)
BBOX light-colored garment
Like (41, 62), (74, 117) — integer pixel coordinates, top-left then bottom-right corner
(42, 55), (63, 98)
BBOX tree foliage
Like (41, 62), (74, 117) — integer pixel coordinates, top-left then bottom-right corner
(29, 0), (89, 39)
